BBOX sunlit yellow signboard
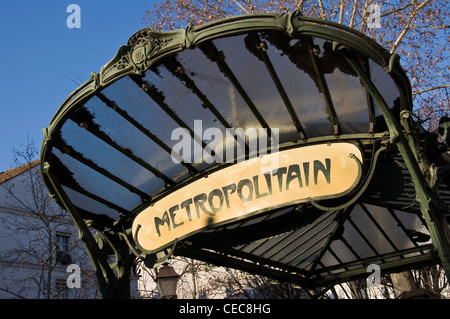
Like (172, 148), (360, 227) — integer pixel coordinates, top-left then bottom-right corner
(132, 143), (363, 253)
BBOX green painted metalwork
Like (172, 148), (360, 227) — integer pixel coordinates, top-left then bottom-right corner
(336, 47), (450, 279)
(40, 11), (449, 298)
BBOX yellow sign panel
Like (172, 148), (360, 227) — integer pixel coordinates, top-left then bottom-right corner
(132, 143), (363, 253)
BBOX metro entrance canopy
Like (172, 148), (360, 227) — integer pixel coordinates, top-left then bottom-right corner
(40, 11), (450, 298)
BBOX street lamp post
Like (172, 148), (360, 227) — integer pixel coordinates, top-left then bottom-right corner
(156, 263), (180, 299)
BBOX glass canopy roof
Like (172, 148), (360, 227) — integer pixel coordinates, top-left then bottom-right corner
(40, 12), (449, 292)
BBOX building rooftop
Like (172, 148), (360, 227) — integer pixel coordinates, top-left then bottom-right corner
(0, 160), (40, 184)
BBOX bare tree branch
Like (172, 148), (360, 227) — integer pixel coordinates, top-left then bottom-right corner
(381, 0), (415, 18)
(338, 0), (344, 24)
(233, 0), (251, 14)
(317, 0), (326, 18)
(413, 84), (450, 95)
(349, 0), (359, 28)
(298, 0), (306, 12)
(390, 0), (431, 53)
(360, 0), (374, 34)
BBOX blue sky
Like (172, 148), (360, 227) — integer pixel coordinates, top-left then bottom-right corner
(0, 1), (159, 172)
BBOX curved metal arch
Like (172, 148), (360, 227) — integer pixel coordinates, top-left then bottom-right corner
(41, 10), (412, 204)
(39, 11), (447, 299)
(41, 10), (410, 139)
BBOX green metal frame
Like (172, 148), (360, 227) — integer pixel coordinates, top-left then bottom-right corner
(338, 47), (450, 280)
(40, 11), (450, 298)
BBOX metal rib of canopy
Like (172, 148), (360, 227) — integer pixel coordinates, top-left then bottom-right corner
(40, 11), (450, 295)
(185, 154), (441, 288)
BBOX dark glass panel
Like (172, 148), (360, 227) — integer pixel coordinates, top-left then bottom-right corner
(213, 34), (299, 144)
(316, 249), (340, 269)
(58, 119), (165, 196)
(82, 97), (189, 182)
(363, 204), (416, 250)
(313, 38), (370, 134)
(342, 219), (377, 259)
(369, 58), (401, 118)
(61, 185), (120, 220)
(393, 210), (431, 246)
(175, 48), (263, 130)
(262, 33), (333, 138)
(142, 64), (231, 165)
(348, 205), (394, 255)
(142, 64), (224, 132)
(329, 239), (358, 264)
(53, 148), (141, 211)
(102, 76), (184, 149)
(270, 211), (336, 264)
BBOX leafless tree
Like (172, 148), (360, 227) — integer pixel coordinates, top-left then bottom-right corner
(137, 256), (308, 298)
(143, 0), (448, 131)
(0, 138), (100, 298)
(141, 1), (449, 298)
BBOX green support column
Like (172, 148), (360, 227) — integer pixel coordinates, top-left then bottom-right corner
(340, 49), (450, 279)
(42, 160), (133, 298)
